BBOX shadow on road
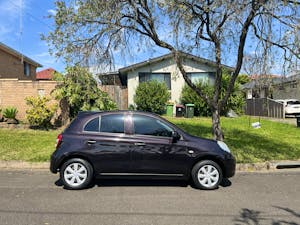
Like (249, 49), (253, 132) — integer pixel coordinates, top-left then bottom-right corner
(54, 177), (232, 189)
(94, 179), (189, 188)
(234, 206), (300, 225)
(220, 178), (232, 187)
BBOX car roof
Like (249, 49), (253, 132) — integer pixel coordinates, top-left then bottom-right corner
(77, 110), (160, 117)
(276, 99), (299, 102)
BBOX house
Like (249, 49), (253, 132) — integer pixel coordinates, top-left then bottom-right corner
(36, 68), (56, 80)
(0, 42), (41, 80)
(242, 72), (300, 118)
(243, 72), (300, 100)
(272, 72), (300, 100)
(0, 42), (59, 120)
(242, 74), (280, 99)
(98, 52), (233, 111)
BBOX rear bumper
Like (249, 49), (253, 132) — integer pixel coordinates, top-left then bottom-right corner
(50, 153), (59, 173)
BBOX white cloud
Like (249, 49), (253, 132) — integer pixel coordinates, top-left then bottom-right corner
(33, 51), (65, 71)
(0, 0), (29, 38)
(47, 9), (57, 16)
(0, 24), (13, 40)
(0, 0), (26, 20)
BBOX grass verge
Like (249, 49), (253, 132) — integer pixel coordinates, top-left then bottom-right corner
(0, 116), (299, 163)
(167, 116), (300, 163)
(0, 128), (59, 162)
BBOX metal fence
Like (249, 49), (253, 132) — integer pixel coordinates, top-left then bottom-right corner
(245, 98), (284, 118)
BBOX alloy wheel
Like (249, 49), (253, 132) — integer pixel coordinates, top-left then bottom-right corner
(197, 165), (220, 188)
(63, 162), (88, 187)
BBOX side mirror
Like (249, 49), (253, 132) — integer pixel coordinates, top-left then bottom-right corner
(172, 131), (181, 143)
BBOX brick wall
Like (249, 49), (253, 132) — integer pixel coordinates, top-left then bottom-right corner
(0, 79), (58, 121)
(0, 49), (37, 80)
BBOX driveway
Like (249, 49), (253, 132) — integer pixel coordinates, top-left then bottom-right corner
(0, 170), (299, 225)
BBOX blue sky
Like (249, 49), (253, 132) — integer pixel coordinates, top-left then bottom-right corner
(0, 0), (65, 72)
(0, 0), (169, 73)
(0, 0), (295, 75)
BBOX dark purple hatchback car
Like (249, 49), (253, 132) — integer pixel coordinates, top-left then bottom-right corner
(50, 111), (235, 190)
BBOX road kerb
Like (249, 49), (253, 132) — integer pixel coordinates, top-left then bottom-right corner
(0, 160), (299, 172)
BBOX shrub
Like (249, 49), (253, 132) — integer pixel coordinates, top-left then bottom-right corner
(180, 73), (245, 116)
(134, 80), (170, 114)
(3, 107), (18, 119)
(52, 66), (117, 119)
(25, 96), (58, 129)
(181, 83), (212, 116)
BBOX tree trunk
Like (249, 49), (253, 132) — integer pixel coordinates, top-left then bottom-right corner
(212, 109), (224, 141)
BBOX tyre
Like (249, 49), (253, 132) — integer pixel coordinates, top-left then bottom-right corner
(60, 158), (93, 190)
(191, 160), (223, 190)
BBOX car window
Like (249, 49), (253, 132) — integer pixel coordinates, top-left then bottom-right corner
(287, 101), (300, 105)
(83, 117), (100, 132)
(100, 114), (124, 133)
(133, 114), (173, 137)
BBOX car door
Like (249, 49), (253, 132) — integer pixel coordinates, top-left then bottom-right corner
(129, 114), (189, 175)
(82, 113), (132, 174)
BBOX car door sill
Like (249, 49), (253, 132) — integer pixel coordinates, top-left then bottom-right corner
(99, 173), (184, 177)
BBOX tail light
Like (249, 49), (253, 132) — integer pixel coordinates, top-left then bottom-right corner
(56, 134), (63, 148)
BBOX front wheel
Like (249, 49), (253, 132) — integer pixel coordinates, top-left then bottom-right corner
(191, 160), (223, 190)
(60, 158), (93, 190)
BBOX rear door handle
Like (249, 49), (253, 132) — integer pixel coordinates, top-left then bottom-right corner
(87, 140), (96, 144)
(134, 142), (145, 146)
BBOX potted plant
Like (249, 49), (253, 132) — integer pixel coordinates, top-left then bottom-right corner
(3, 107), (19, 124)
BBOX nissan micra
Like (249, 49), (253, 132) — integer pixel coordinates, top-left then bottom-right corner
(50, 111), (235, 190)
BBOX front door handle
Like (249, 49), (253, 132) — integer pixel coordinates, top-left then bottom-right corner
(87, 140), (96, 145)
(134, 142), (145, 146)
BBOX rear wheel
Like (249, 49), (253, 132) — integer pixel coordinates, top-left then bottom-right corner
(191, 160), (223, 190)
(60, 158), (93, 190)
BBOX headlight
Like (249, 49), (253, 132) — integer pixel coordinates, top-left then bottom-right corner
(217, 141), (231, 153)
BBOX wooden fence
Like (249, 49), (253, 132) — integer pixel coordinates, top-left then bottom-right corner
(99, 85), (128, 110)
(245, 98), (284, 118)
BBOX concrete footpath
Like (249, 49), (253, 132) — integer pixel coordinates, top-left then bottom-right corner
(0, 160), (300, 172)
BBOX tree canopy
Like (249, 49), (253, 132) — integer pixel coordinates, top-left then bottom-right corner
(45, 0), (300, 140)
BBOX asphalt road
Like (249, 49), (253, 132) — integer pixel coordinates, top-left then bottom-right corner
(0, 170), (299, 225)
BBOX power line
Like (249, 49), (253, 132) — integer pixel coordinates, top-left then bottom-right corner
(7, 0), (55, 32)
(19, 0), (23, 63)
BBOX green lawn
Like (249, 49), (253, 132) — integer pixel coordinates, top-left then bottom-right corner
(0, 128), (59, 162)
(167, 116), (300, 163)
(0, 116), (299, 163)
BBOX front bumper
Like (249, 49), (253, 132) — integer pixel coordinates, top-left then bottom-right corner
(223, 154), (236, 178)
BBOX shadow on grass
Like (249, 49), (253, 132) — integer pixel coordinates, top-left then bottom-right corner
(175, 122), (300, 163)
(234, 206), (300, 225)
(174, 122), (212, 139)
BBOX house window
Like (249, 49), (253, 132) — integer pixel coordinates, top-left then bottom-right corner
(290, 81), (297, 89)
(187, 72), (215, 84)
(139, 73), (171, 90)
(24, 62), (30, 76)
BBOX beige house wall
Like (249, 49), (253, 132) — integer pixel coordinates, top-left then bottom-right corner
(127, 57), (217, 111)
(0, 79), (58, 120)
